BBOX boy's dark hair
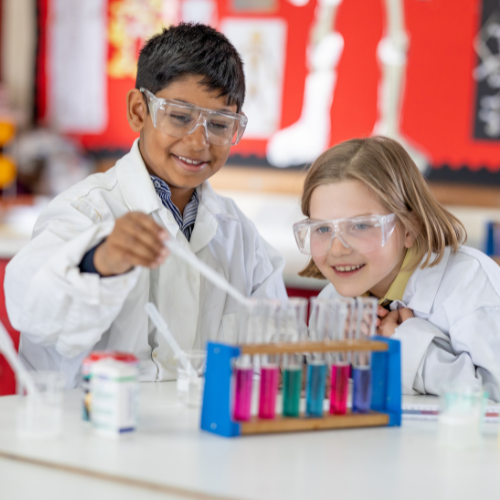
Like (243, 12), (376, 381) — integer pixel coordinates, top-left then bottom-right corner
(136, 23), (246, 112)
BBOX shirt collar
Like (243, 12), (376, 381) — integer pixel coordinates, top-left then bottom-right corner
(379, 247), (416, 304)
(149, 174), (199, 216)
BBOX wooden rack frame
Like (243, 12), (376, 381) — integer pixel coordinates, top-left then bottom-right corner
(200, 337), (401, 438)
(240, 340), (389, 355)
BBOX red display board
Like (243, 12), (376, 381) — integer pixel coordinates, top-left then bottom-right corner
(0, 260), (20, 396)
(35, 0), (500, 177)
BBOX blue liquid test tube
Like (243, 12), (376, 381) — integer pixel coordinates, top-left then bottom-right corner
(307, 297), (333, 418)
(306, 360), (327, 417)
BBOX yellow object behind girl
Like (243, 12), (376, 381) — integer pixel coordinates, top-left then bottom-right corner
(295, 136), (500, 400)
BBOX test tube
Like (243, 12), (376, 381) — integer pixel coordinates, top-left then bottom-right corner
(281, 298), (307, 417)
(232, 301), (260, 422)
(257, 300), (280, 420)
(233, 356), (253, 421)
(352, 297), (377, 413)
(329, 298), (355, 415)
(306, 298), (329, 417)
(258, 358), (279, 419)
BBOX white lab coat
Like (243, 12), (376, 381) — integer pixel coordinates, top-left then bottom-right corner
(318, 246), (500, 401)
(5, 140), (287, 387)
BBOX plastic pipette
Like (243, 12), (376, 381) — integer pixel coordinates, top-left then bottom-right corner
(164, 238), (251, 308)
(0, 320), (37, 395)
(145, 302), (196, 377)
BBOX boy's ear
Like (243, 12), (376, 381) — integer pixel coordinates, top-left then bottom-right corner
(127, 89), (147, 132)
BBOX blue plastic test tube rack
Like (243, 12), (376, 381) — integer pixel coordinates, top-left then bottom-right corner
(200, 336), (401, 438)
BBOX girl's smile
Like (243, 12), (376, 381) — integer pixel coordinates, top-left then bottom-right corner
(310, 180), (415, 298)
(331, 263), (366, 276)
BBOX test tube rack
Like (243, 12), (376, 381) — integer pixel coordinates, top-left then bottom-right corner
(201, 336), (401, 437)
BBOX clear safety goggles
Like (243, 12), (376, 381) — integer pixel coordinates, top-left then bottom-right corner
(293, 214), (397, 257)
(140, 88), (248, 146)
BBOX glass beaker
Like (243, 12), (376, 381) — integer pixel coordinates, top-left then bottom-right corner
(17, 371), (66, 439)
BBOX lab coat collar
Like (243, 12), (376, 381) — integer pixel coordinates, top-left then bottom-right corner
(115, 139), (163, 215)
(403, 247), (452, 314)
(197, 180), (241, 222)
(189, 178), (242, 253)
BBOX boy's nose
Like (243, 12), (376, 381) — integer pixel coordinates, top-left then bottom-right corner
(186, 120), (210, 149)
(328, 235), (352, 257)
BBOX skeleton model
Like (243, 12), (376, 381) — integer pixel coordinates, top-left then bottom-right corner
(266, 0), (429, 172)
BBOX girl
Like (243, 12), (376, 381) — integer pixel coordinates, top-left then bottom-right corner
(294, 136), (500, 400)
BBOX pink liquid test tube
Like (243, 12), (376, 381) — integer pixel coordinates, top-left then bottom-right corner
(330, 363), (350, 415)
(233, 366), (253, 421)
(258, 365), (279, 419)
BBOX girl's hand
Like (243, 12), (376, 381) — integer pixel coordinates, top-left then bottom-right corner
(399, 308), (414, 322)
(376, 305), (389, 327)
(377, 307), (414, 337)
(377, 310), (400, 337)
(94, 212), (169, 276)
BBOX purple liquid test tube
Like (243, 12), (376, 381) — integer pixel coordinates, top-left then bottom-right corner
(352, 366), (372, 413)
(233, 366), (253, 421)
(351, 297), (376, 413)
(330, 363), (350, 415)
(259, 365), (279, 419)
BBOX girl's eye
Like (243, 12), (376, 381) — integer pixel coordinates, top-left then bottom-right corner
(353, 223), (369, 230)
(315, 225), (331, 234)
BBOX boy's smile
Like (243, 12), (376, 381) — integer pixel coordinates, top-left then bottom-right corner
(309, 180), (414, 298)
(127, 74), (237, 212)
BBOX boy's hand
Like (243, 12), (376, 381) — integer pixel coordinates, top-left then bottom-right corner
(94, 212), (169, 276)
(377, 307), (414, 337)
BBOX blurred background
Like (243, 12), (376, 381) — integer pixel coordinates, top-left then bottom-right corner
(1, 0), (500, 394)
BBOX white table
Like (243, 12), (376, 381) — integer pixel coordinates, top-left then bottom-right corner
(1, 383), (499, 500)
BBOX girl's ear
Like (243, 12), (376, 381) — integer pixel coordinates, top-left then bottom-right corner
(404, 212), (418, 249)
(127, 89), (147, 133)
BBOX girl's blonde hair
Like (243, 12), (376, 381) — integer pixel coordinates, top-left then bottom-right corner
(299, 136), (467, 279)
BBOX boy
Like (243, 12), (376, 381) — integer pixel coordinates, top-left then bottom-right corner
(5, 24), (287, 387)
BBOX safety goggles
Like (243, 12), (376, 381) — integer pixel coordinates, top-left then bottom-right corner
(293, 214), (397, 257)
(140, 88), (248, 146)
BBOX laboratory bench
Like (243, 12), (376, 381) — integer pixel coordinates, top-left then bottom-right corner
(1, 382), (499, 500)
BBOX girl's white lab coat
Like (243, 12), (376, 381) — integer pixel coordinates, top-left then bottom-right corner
(319, 246), (500, 401)
(5, 140), (287, 387)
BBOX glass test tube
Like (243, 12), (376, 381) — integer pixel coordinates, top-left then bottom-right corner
(259, 357), (279, 419)
(282, 362), (302, 417)
(329, 298), (355, 415)
(281, 299), (307, 418)
(257, 300), (280, 420)
(233, 356), (253, 421)
(330, 363), (350, 415)
(306, 298), (329, 417)
(352, 297), (377, 413)
(306, 361), (327, 417)
(232, 301), (260, 422)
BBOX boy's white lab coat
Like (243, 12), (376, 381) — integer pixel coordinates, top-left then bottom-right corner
(5, 140), (287, 387)
(319, 246), (500, 401)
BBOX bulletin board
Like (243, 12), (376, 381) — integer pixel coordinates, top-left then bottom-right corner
(35, 0), (500, 184)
